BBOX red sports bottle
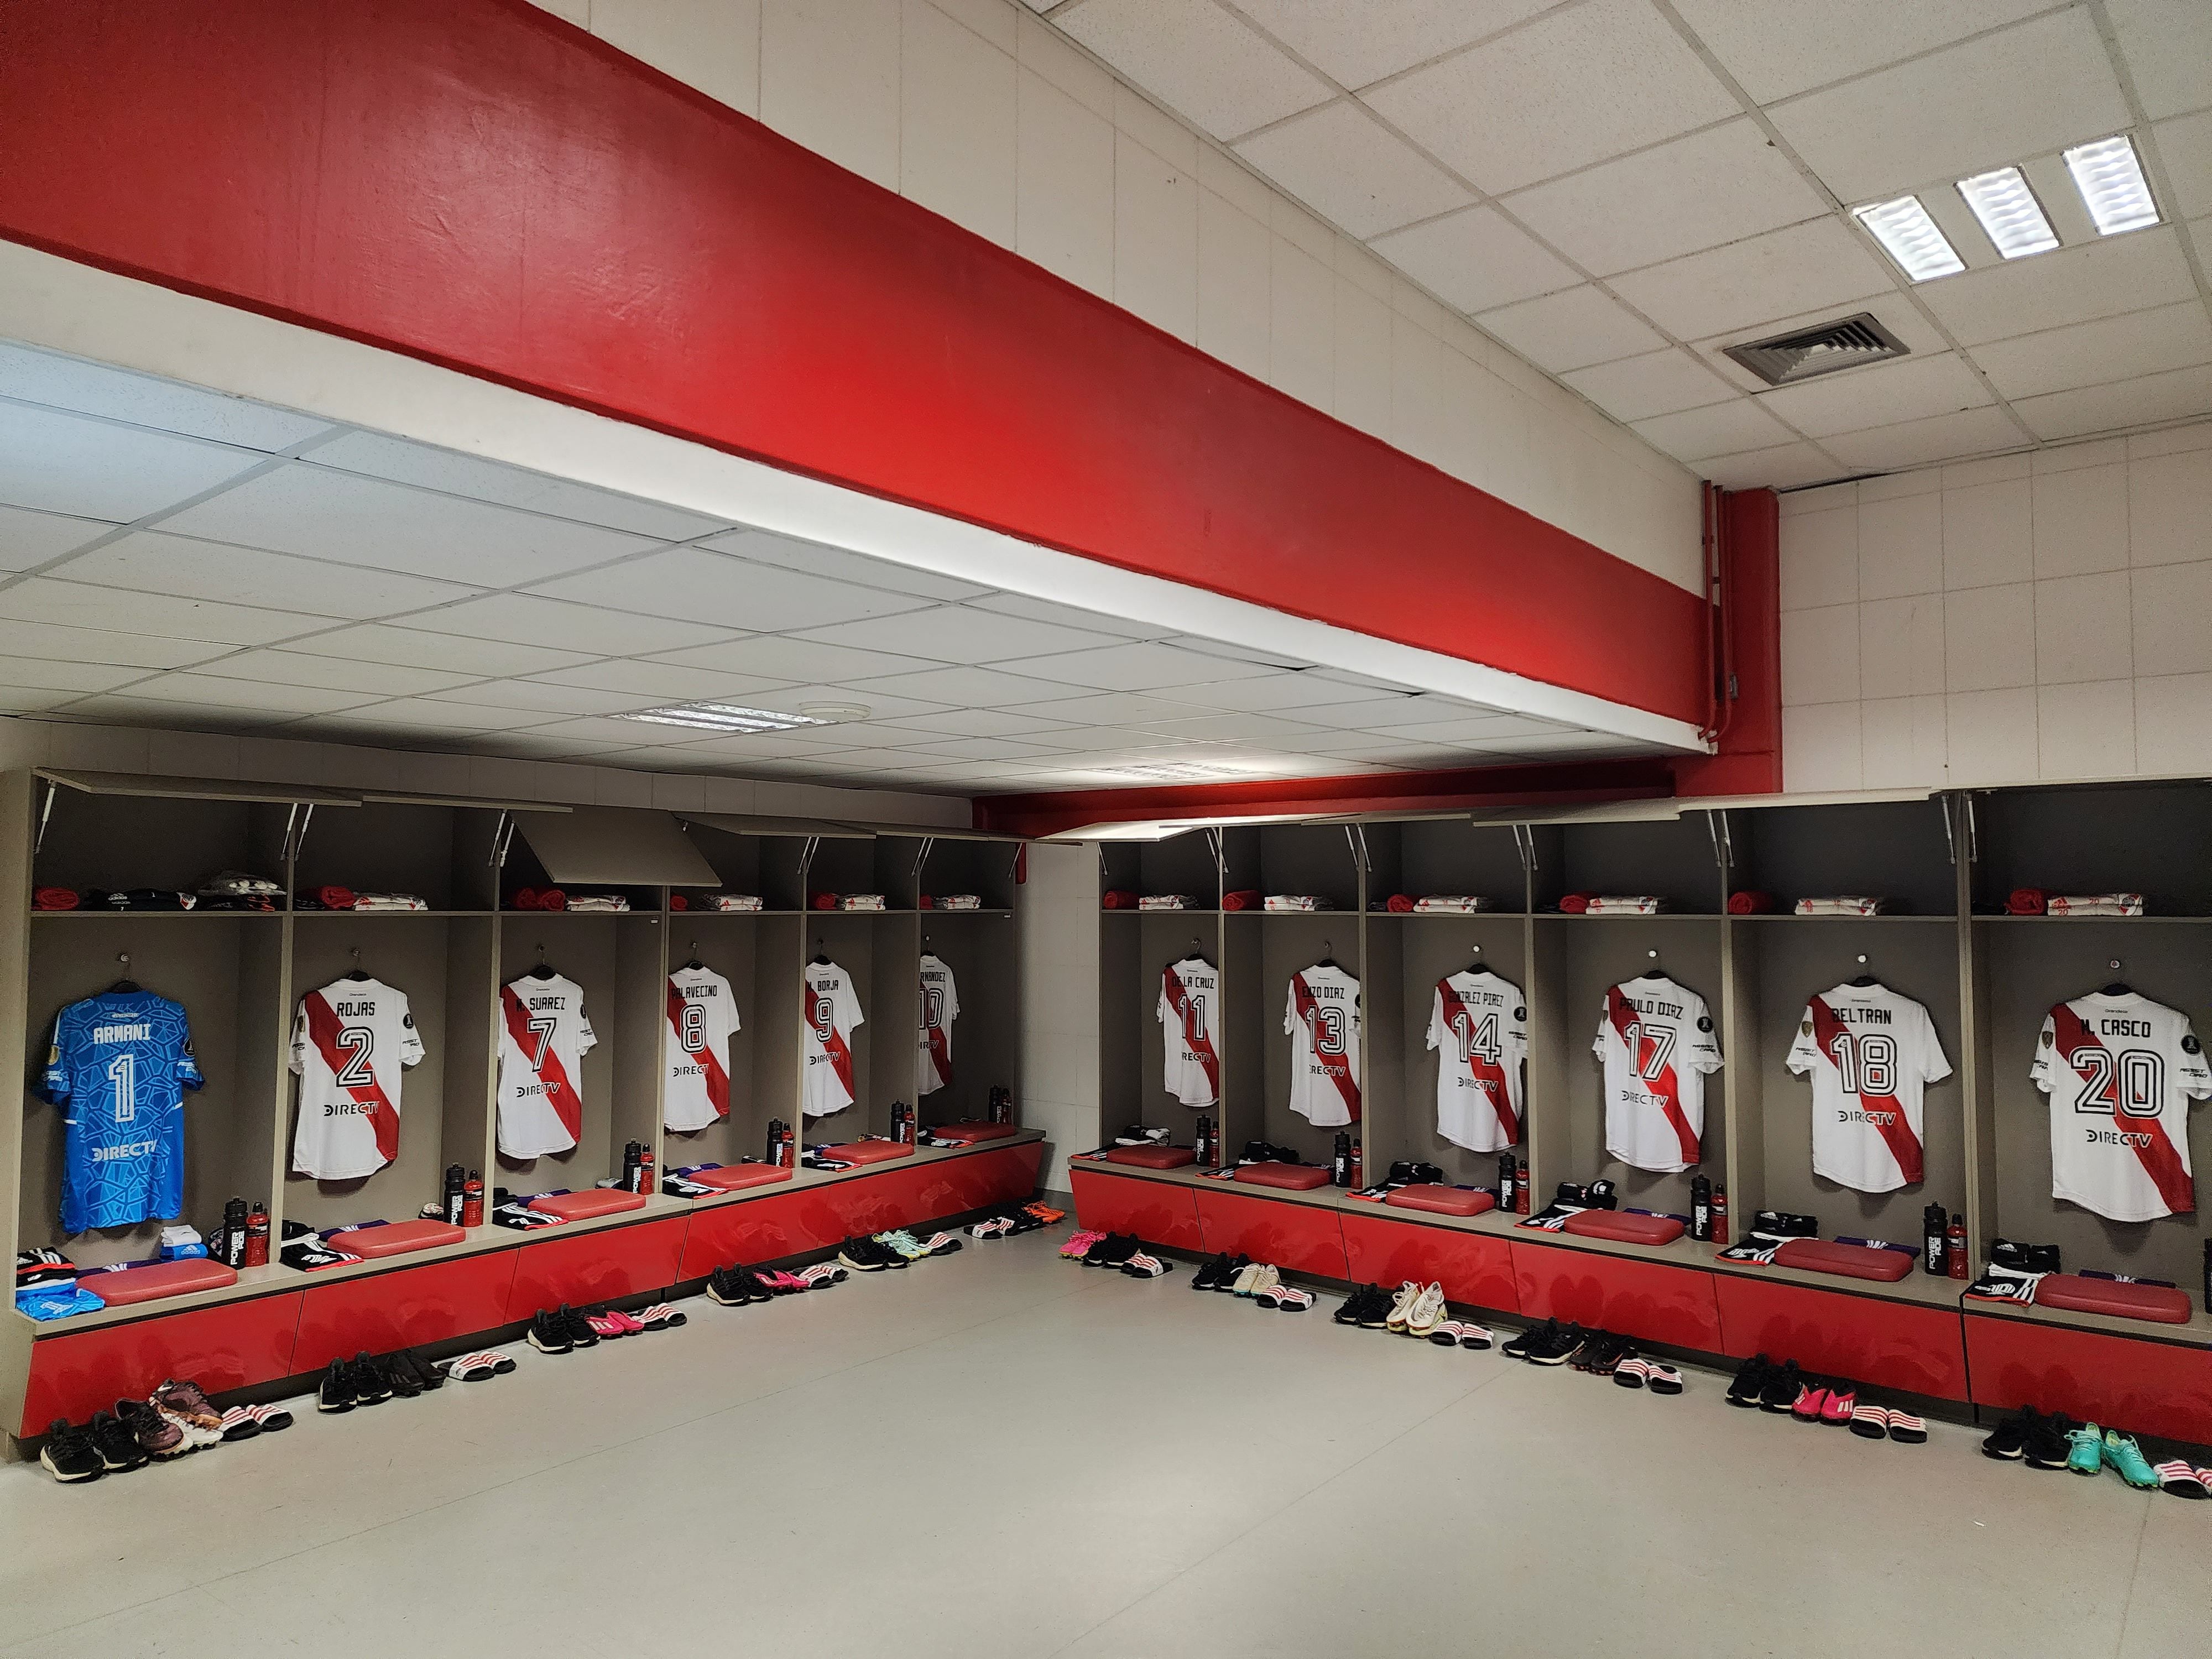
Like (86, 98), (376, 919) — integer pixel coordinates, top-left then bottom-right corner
(1947, 1212), (1968, 1279)
(1710, 1186), (1729, 1247)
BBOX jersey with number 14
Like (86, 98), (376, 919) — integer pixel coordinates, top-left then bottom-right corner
(1427, 969), (1526, 1151)
(497, 973), (597, 1157)
(41, 989), (202, 1234)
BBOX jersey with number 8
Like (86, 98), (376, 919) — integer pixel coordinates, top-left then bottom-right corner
(2033, 990), (2211, 1222)
(664, 965), (739, 1132)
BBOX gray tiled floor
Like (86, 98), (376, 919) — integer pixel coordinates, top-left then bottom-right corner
(3, 1234), (2203, 1658)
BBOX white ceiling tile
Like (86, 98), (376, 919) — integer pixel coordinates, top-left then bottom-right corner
(653, 731), (884, 762)
(1164, 671), (1386, 712)
(1123, 710), (1333, 743)
(303, 431), (728, 540)
(1057, 0), (1332, 140)
(1823, 405), (2026, 472)
(985, 639), (1284, 691)
(1669, 0), (2053, 105)
(1767, 11), (2130, 204)
(1232, 0), (1550, 89)
(536, 546), (932, 632)
(403, 592), (733, 655)
(697, 528), (993, 601)
(878, 708), (1077, 739)
(1694, 441), (1850, 491)
(1472, 285), (1666, 373)
(889, 736), (1069, 761)
(2154, 111), (2212, 220)
(1286, 693), (1481, 729)
(788, 603), (1126, 662)
(1360, 0), (1738, 195)
(56, 695), (300, 732)
(1505, 119), (1829, 276)
(207, 650), (481, 697)
(1690, 290), (1949, 392)
(328, 698), (568, 734)
(286, 624), (595, 677)
(966, 593), (1173, 638)
(1385, 712), (1564, 744)
(0, 402), (264, 523)
(709, 682), (952, 720)
(1608, 218), (1893, 343)
(1368, 206), (1580, 315)
(2107, 0), (2212, 121)
(0, 617), (231, 671)
(0, 343), (333, 452)
(1160, 635), (1312, 669)
(1235, 101), (1475, 238)
(0, 577), (322, 646)
(51, 530), (478, 618)
(1973, 302), (2212, 402)
(644, 635), (936, 684)
(163, 464), (658, 586)
(419, 679), (652, 717)
(1632, 399), (1796, 464)
(1560, 348), (1739, 422)
(118, 673), (380, 716)
(0, 659), (149, 696)
(1015, 690), (1222, 727)
(529, 660), (794, 702)
(0, 502), (110, 571)
(2010, 363), (2212, 441)
(1756, 352), (1995, 437)
(1917, 227), (2199, 347)
(844, 664), (1098, 708)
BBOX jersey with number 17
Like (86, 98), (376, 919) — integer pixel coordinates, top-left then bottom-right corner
(41, 989), (203, 1234)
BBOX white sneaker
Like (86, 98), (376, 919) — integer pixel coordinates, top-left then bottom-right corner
(1384, 1280), (1422, 1333)
(1241, 1263), (1281, 1299)
(1405, 1282), (1447, 1338)
(1230, 1261), (1266, 1296)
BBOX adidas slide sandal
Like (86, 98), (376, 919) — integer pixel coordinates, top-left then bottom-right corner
(2154, 1459), (2209, 1499)
(1886, 1409), (1927, 1444)
(219, 1406), (262, 1443)
(1612, 1358), (1650, 1389)
(439, 1351), (515, 1383)
(636, 1303), (686, 1330)
(249, 1401), (293, 1432)
(1849, 1403), (1891, 1439)
(1644, 1363), (1683, 1395)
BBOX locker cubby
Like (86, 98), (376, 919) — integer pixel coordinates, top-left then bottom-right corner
(32, 785), (291, 901)
(915, 834), (1019, 912)
(1257, 912), (1359, 1166)
(293, 800), (504, 913)
(802, 834), (904, 910)
(1120, 910), (1223, 1134)
(1364, 816), (1531, 912)
(915, 911), (1018, 1126)
(498, 831), (662, 915)
(657, 917), (765, 1170)
(1533, 812), (1721, 915)
(1103, 827), (1222, 906)
(1969, 782), (2212, 917)
(672, 820), (770, 912)
(1372, 911), (1531, 1188)
(1726, 798), (1958, 917)
(798, 911), (919, 1142)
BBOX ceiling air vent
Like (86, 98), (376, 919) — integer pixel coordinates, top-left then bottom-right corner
(1723, 313), (1910, 387)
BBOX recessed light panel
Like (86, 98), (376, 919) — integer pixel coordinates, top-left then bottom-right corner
(1851, 195), (1965, 281)
(617, 702), (827, 733)
(1956, 166), (2058, 259)
(2063, 134), (2159, 236)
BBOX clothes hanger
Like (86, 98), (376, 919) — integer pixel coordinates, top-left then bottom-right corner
(1182, 934), (1213, 968)
(343, 946), (373, 983)
(1641, 947), (1676, 984)
(812, 936), (832, 966)
(2101, 957), (2133, 997)
(107, 952), (141, 995)
(1847, 952), (1881, 989)
(526, 942), (557, 980)
(1315, 937), (1338, 969)
(682, 940), (705, 972)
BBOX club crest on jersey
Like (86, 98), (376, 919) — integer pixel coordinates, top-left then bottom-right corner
(1697, 1015), (1714, 1032)
(2186, 1036), (2202, 1055)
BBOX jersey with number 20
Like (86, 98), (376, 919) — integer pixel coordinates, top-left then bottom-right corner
(41, 989), (203, 1234)
(2033, 990), (2211, 1222)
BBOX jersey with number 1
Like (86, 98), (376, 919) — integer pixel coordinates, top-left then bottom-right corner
(1594, 974), (1723, 1172)
(1285, 965), (1361, 1125)
(1786, 983), (1949, 1192)
(2032, 990), (2211, 1222)
(1427, 969), (1526, 1151)
(497, 973), (597, 1157)
(41, 990), (202, 1234)
(290, 977), (425, 1180)
(665, 966), (739, 1132)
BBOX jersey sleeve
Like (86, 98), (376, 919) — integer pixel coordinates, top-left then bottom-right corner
(1506, 998), (1529, 1063)
(1686, 999), (1724, 1073)
(288, 1000), (309, 1077)
(2177, 1021), (2212, 1099)
(2030, 1011), (2059, 1090)
(1591, 1002), (1609, 1061)
(1425, 988), (1445, 1054)
(1157, 977), (1173, 1027)
(398, 998), (426, 1067)
(575, 1006), (599, 1056)
(1919, 1006), (1954, 1085)
(175, 1020), (204, 1091)
(1783, 1007), (1818, 1076)
(39, 1017), (69, 1103)
(941, 974), (959, 1026)
(838, 979), (864, 1032)
(1283, 979), (1298, 1037)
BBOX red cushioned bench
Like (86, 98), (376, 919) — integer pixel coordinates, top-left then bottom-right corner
(687, 1164), (794, 1191)
(1384, 1184), (1495, 1217)
(528, 1188), (648, 1220)
(1233, 1163), (1332, 1191)
(1560, 1209), (1685, 1246)
(1104, 1145), (1195, 1169)
(1772, 1238), (1916, 1282)
(340, 1219), (466, 1258)
(819, 1141), (914, 1165)
(2035, 1273), (2192, 1324)
(929, 1122), (1018, 1144)
(80, 1258), (239, 1306)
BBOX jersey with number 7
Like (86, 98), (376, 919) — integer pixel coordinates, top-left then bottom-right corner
(497, 973), (597, 1157)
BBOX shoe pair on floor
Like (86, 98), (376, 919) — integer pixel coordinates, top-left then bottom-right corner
(318, 1348), (441, 1411)
(40, 1378), (254, 1482)
(526, 1301), (677, 1355)
(1501, 1319), (1682, 1391)
(1989, 1409), (2184, 1491)
(1728, 1354), (1922, 1442)
(1060, 1232), (1168, 1276)
(709, 1262), (844, 1302)
(971, 1206), (1053, 1239)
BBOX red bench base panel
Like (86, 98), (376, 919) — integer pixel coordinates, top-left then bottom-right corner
(1194, 1190), (1349, 1280)
(1512, 1243), (1723, 1352)
(294, 1251), (520, 1374)
(20, 1292), (303, 1437)
(1713, 1276), (1967, 1401)
(505, 1217), (688, 1319)
(1343, 1214), (1518, 1313)
(1965, 1314), (2212, 1444)
(680, 1191), (841, 1276)
(1070, 1168), (1203, 1252)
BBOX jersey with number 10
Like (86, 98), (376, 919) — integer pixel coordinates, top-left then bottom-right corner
(497, 973), (597, 1157)
(1427, 969), (1526, 1151)
(2032, 990), (2211, 1222)
(1594, 974), (1723, 1172)
(916, 953), (960, 1096)
(41, 990), (203, 1234)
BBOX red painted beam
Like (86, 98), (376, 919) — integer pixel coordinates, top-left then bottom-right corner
(0, 0), (1704, 724)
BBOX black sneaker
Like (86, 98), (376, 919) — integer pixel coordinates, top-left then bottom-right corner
(89, 1411), (148, 1472)
(559, 1306), (600, 1348)
(383, 1352), (425, 1400)
(1212, 1252), (1252, 1293)
(528, 1309), (573, 1354)
(1091, 1234), (1141, 1269)
(1981, 1406), (2037, 1460)
(707, 1265), (762, 1305)
(1759, 1359), (1803, 1413)
(395, 1350), (442, 1392)
(39, 1420), (101, 1483)
(1191, 1254), (1230, 1291)
(349, 1352), (394, 1405)
(2023, 1412), (2077, 1469)
(1567, 1329), (1611, 1371)
(1501, 1319), (1558, 1360)
(1525, 1321), (1584, 1365)
(1334, 1283), (1380, 1325)
(838, 1237), (892, 1272)
(1726, 1353), (1770, 1407)
(317, 1359), (357, 1413)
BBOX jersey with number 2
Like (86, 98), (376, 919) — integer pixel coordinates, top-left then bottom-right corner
(41, 989), (202, 1233)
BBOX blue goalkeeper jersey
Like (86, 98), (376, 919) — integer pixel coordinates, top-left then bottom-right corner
(40, 990), (202, 1234)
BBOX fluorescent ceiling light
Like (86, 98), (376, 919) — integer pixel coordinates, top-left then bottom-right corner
(1851, 195), (1965, 281)
(617, 702), (828, 733)
(2064, 134), (2159, 236)
(1093, 761), (1254, 781)
(1955, 167), (2058, 259)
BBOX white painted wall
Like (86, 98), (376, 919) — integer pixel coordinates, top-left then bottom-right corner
(1778, 419), (2212, 791)
(524, 0), (1704, 594)
(1014, 838), (1100, 1191)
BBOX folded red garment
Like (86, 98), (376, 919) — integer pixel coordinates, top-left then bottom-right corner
(1100, 890), (1139, 910)
(33, 886), (79, 911)
(537, 888), (567, 912)
(1727, 890), (1775, 915)
(316, 885), (356, 910)
(510, 888), (539, 910)
(918, 895), (933, 909)
(2007, 888), (2048, 915)
(1558, 893), (1592, 914)
(810, 891), (839, 910)
(1222, 889), (1260, 911)
(668, 893), (688, 911)
(1386, 894), (1415, 913)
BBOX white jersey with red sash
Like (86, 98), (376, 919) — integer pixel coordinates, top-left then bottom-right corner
(803, 959), (864, 1118)
(289, 977), (424, 1179)
(1786, 982), (1950, 1192)
(916, 953), (960, 1096)
(1285, 964), (1361, 1126)
(497, 973), (597, 1157)
(1427, 969), (1526, 1151)
(1594, 974), (1723, 1172)
(664, 965), (739, 1132)
(2033, 990), (2211, 1222)
(1157, 957), (1220, 1108)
